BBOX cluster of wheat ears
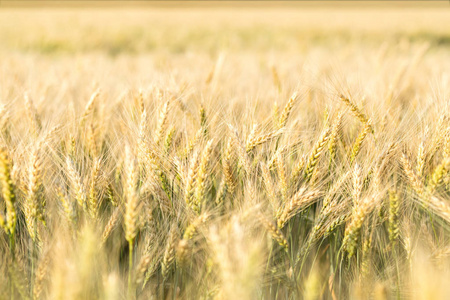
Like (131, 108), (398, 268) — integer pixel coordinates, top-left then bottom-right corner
(1, 51), (450, 299)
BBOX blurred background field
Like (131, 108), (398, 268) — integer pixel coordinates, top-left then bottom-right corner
(1, 1), (450, 56)
(1, 1), (449, 106)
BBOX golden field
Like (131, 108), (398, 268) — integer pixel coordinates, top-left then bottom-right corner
(0, 3), (450, 299)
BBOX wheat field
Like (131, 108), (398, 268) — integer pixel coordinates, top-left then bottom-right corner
(0, 2), (450, 299)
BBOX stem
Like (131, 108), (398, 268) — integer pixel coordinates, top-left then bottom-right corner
(9, 234), (15, 260)
(128, 239), (134, 300)
(9, 233), (15, 300)
(30, 237), (35, 298)
(172, 268), (179, 300)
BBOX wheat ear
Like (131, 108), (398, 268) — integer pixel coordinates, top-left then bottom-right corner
(328, 110), (344, 162)
(194, 139), (214, 213)
(277, 189), (321, 228)
(154, 101), (170, 146)
(352, 163), (363, 207)
(223, 138), (236, 196)
(388, 190), (400, 245)
(0, 147), (16, 250)
(80, 89), (100, 127)
(185, 149), (200, 211)
(350, 119), (372, 164)
(88, 158), (101, 219)
(24, 92), (42, 135)
(258, 213), (288, 252)
(66, 156), (87, 211)
(339, 95), (372, 131)
(276, 151), (288, 202)
(342, 197), (374, 259)
(401, 153), (425, 196)
(304, 126), (331, 180)
(161, 226), (178, 280)
(278, 92), (298, 129)
(261, 162), (279, 212)
(25, 147), (44, 242)
(124, 146), (139, 295)
(246, 128), (283, 152)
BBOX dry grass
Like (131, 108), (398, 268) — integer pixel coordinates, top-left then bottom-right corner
(0, 4), (450, 300)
